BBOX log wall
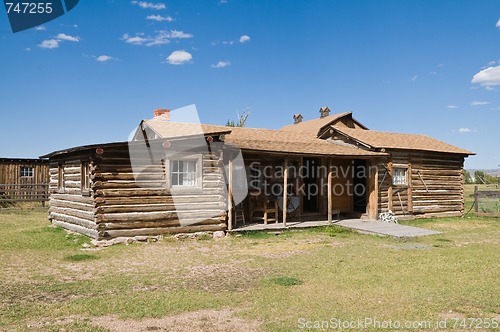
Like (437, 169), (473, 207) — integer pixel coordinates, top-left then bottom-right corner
(377, 151), (465, 218)
(48, 143), (227, 239)
(0, 159), (49, 186)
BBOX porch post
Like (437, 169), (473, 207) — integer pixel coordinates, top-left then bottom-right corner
(228, 158), (233, 231)
(328, 158), (332, 225)
(283, 157), (288, 227)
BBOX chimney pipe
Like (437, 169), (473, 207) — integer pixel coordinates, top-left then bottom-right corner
(153, 108), (171, 121)
(293, 113), (303, 124)
(319, 106), (330, 118)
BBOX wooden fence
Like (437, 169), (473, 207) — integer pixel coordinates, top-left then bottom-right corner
(474, 186), (500, 217)
(0, 184), (49, 207)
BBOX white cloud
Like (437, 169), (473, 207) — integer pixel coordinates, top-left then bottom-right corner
(146, 14), (173, 22)
(38, 39), (59, 49)
(25, 48), (31, 51)
(131, 1), (166, 10)
(458, 128), (472, 133)
(211, 61), (230, 68)
(496, 18), (500, 29)
(56, 33), (80, 42)
(219, 0), (228, 4)
(121, 33), (148, 45)
(471, 66), (500, 87)
(35, 26), (46, 31)
(166, 50), (192, 65)
(169, 30), (193, 38)
(447, 105), (459, 109)
(239, 35), (251, 43)
(96, 55), (113, 62)
(410, 75), (418, 82)
(471, 101), (490, 106)
(122, 30), (192, 46)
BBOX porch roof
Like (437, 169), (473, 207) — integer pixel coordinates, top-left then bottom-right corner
(224, 127), (386, 157)
(331, 127), (475, 155)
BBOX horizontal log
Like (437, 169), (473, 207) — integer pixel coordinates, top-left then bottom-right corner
(50, 212), (97, 229)
(95, 189), (169, 197)
(412, 200), (462, 206)
(61, 188), (86, 195)
(96, 210), (225, 223)
(411, 169), (463, 176)
(49, 206), (95, 220)
(50, 199), (94, 211)
(94, 194), (224, 206)
(50, 193), (93, 204)
(92, 181), (164, 190)
(95, 201), (225, 214)
(98, 217), (223, 230)
(412, 206), (462, 213)
(63, 181), (81, 189)
(102, 223), (226, 238)
(52, 219), (99, 239)
(92, 173), (164, 181)
(413, 211), (462, 218)
(62, 167), (81, 175)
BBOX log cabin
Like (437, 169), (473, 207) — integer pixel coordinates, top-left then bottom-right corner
(41, 107), (474, 239)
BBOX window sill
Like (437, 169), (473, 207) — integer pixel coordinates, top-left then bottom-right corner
(170, 186), (203, 194)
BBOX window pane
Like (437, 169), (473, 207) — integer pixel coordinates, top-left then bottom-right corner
(172, 160), (179, 172)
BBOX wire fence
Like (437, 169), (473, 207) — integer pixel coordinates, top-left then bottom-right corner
(474, 186), (500, 217)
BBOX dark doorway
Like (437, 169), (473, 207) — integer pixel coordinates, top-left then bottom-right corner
(303, 158), (320, 213)
(353, 159), (368, 213)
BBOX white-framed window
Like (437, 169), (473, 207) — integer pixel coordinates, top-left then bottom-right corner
(166, 154), (202, 192)
(20, 167), (34, 178)
(81, 161), (91, 193)
(392, 167), (408, 186)
(171, 160), (197, 186)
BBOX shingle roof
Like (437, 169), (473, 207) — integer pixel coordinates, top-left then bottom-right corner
(280, 112), (366, 135)
(142, 119), (231, 138)
(142, 120), (385, 157)
(224, 127), (384, 157)
(332, 127), (474, 155)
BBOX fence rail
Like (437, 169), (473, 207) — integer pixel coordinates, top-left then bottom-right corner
(0, 184), (49, 206)
(474, 186), (500, 217)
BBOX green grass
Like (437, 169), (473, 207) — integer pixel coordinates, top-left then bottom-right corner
(0, 209), (498, 331)
(64, 254), (99, 261)
(268, 276), (303, 286)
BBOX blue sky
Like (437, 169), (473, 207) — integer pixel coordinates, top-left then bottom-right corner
(0, 0), (499, 169)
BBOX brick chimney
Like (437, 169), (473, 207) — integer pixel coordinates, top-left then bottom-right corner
(293, 113), (303, 124)
(153, 108), (170, 121)
(319, 106), (330, 118)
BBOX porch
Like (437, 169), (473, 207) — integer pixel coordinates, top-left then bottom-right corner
(231, 218), (442, 238)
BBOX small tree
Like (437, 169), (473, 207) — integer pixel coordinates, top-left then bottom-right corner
(464, 170), (473, 184)
(474, 170), (496, 184)
(226, 108), (250, 127)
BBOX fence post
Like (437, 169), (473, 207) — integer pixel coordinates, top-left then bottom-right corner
(474, 185), (478, 213)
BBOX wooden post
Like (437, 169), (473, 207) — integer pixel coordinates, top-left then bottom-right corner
(228, 158), (233, 231)
(327, 159), (332, 225)
(474, 185), (478, 213)
(388, 160), (393, 211)
(368, 161), (378, 219)
(407, 156), (413, 214)
(283, 157), (288, 227)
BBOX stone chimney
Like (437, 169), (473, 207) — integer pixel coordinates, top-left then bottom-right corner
(319, 106), (330, 118)
(153, 108), (170, 121)
(293, 113), (303, 124)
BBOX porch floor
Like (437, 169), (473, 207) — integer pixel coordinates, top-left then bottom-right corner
(231, 219), (442, 238)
